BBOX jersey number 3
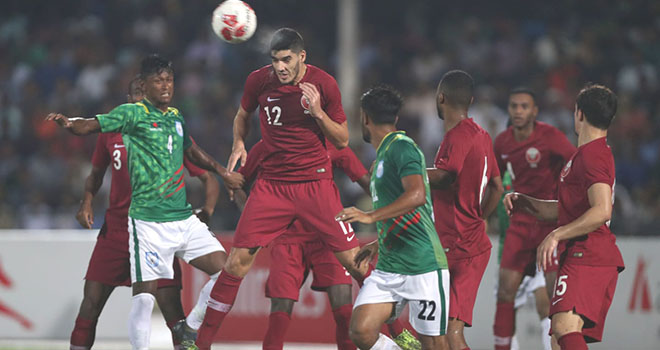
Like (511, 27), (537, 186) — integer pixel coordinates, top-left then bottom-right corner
(112, 149), (122, 170)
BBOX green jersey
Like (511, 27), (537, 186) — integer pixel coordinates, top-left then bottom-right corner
(371, 131), (448, 275)
(497, 171), (513, 262)
(96, 99), (193, 222)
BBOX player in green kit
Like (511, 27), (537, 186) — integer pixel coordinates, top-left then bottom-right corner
(337, 85), (449, 350)
(46, 54), (245, 350)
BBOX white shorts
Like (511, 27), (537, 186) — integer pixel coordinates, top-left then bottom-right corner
(354, 269), (450, 336)
(128, 215), (225, 283)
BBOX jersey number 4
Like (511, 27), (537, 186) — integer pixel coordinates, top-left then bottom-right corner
(264, 106), (283, 126)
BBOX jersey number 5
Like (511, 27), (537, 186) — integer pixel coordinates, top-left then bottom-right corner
(264, 106), (283, 126)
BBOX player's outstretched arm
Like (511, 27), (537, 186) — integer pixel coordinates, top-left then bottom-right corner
(46, 113), (101, 135)
(481, 175), (504, 220)
(503, 192), (558, 221)
(299, 82), (349, 149)
(193, 171), (220, 224)
(336, 174), (426, 224)
(227, 106), (251, 171)
(426, 168), (455, 190)
(184, 143), (245, 191)
(76, 166), (107, 229)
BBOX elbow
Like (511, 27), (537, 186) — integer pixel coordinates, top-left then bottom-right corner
(332, 137), (349, 150)
(600, 208), (612, 224)
(411, 190), (427, 208)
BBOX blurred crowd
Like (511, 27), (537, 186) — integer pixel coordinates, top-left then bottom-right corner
(0, 0), (658, 235)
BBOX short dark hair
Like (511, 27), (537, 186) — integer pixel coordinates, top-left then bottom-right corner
(509, 87), (537, 104)
(438, 70), (474, 109)
(269, 28), (304, 53)
(361, 85), (403, 125)
(576, 84), (617, 130)
(140, 54), (173, 78)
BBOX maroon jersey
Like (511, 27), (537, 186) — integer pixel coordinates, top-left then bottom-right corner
(432, 118), (500, 259)
(239, 139), (366, 244)
(494, 121), (576, 223)
(558, 137), (624, 269)
(240, 65), (347, 182)
(91, 133), (206, 242)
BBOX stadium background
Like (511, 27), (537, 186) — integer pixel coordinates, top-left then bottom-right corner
(0, 0), (659, 349)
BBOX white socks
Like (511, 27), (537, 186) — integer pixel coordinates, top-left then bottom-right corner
(369, 333), (402, 350)
(128, 293), (155, 350)
(186, 272), (220, 330)
(541, 318), (551, 350)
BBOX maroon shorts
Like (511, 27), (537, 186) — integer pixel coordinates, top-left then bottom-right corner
(501, 220), (561, 275)
(85, 224), (182, 289)
(549, 263), (619, 343)
(447, 249), (490, 327)
(265, 240), (351, 300)
(234, 179), (359, 252)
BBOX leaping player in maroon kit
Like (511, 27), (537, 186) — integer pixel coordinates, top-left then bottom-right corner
(505, 84), (624, 349)
(69, 78), (222, 350)
(492, 88), (576, 350)
(427, 70), (503, 350)
(235, 139), (367, 350)
(191, 28), (369, 350)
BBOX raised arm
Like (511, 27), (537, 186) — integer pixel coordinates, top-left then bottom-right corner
(76, 166), (107, 228)
(336, 174), (426, 224)
(46, 113), (101, 136)
(300, 82), (349, 149)
(503, 192), (558, 221)
(227, 106), (252, 171)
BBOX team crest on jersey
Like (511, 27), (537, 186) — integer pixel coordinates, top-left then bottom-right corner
(376, 160), (384, 178)
(300, 96), (311, 114)
(525, 147), (541, 168)
(560, 159), (573, 182)
(145, 251), (160, 268)
(175, 121), (183, 136)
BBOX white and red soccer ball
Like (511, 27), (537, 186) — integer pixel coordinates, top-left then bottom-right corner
(211, 0), (257, 44)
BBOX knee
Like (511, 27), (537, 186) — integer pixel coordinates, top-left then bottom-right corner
(79, 296), (103, 319)
(496, 282), (518, 303)
(270, 298), (294, 315)
(349, 322), (378, 349)
(224, 251), (254, 277)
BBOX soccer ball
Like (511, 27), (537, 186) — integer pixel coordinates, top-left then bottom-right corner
(211, 0), (257, 44)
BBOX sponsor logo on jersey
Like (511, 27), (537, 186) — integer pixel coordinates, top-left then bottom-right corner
(145, 251), (160, 268)
(525, 147), (541, 168)
(114, 144), (125, 148)
(560, 159), (573, 182)
(300, 96), (311, 114)
(175, 121), (183, 137)
(376, 160), (384, 178)
(266, 96), (280, 102)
